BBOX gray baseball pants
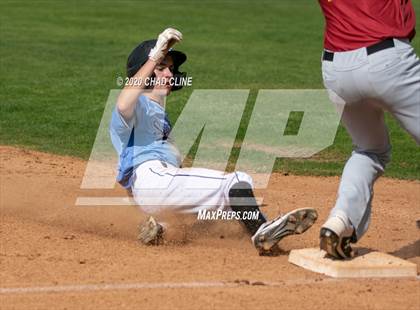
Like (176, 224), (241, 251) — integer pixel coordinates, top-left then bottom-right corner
(321, 38), (420, 240)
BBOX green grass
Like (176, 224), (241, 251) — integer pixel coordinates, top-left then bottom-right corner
(1, 0), (419, 179)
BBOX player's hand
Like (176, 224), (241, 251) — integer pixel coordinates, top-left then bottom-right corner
(149, 28), (183, 63)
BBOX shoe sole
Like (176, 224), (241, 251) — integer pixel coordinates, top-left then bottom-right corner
(320, 228), (341, 259)
(320, 228), (353, 259)
(138, 217), (164, 245)
(255, 208), (318, 251)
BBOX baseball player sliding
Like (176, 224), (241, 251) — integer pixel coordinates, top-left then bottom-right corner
(318, 0), (419, 259)
(110, 28), (318, 255)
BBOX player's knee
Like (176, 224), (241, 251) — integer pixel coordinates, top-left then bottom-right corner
(229, 181), (253, 198)
(233, 171), (253, 187)
(224, 171), (254, 203)
(227, 172), (255, 204)
(228, 171), (255, 205)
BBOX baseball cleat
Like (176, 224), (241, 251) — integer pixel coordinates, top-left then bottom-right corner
(320, 216), (356, 259)
(138, 216), (164, 245)
(251, 208), (318, 255)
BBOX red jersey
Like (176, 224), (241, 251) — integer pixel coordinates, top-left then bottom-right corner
(319, 0), (416, 51)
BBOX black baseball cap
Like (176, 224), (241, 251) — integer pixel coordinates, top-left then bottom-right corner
(126, 39), (187, 91)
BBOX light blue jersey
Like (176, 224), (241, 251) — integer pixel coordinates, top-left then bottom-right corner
(110, 95), (182, 188)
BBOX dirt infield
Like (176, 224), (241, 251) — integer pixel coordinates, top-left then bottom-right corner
(1, 146), (419, 310)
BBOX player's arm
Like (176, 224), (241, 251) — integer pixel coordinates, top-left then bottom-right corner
(116, 59), (157, 120)
(116, 28), (183, 121)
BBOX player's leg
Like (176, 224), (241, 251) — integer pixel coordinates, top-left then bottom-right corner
(321, 40), (420, 258)
(133, 160), (235, 244)
(320, 50), (394, 258)
(228, 181), (317, 254)
(133, 160), (317, 252)
(133, 161), (276, 235)
(132, 161), (267, 242)
(320, 99), (391, 258)
(132, 161), (253, 214)
(368, 39), (420, 144)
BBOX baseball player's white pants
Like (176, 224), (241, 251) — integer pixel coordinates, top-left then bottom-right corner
(322, 38), (420, 240)
(131, 160), (253, 216)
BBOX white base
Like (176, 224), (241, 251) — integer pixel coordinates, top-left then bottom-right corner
(288, 248), (418, 278)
